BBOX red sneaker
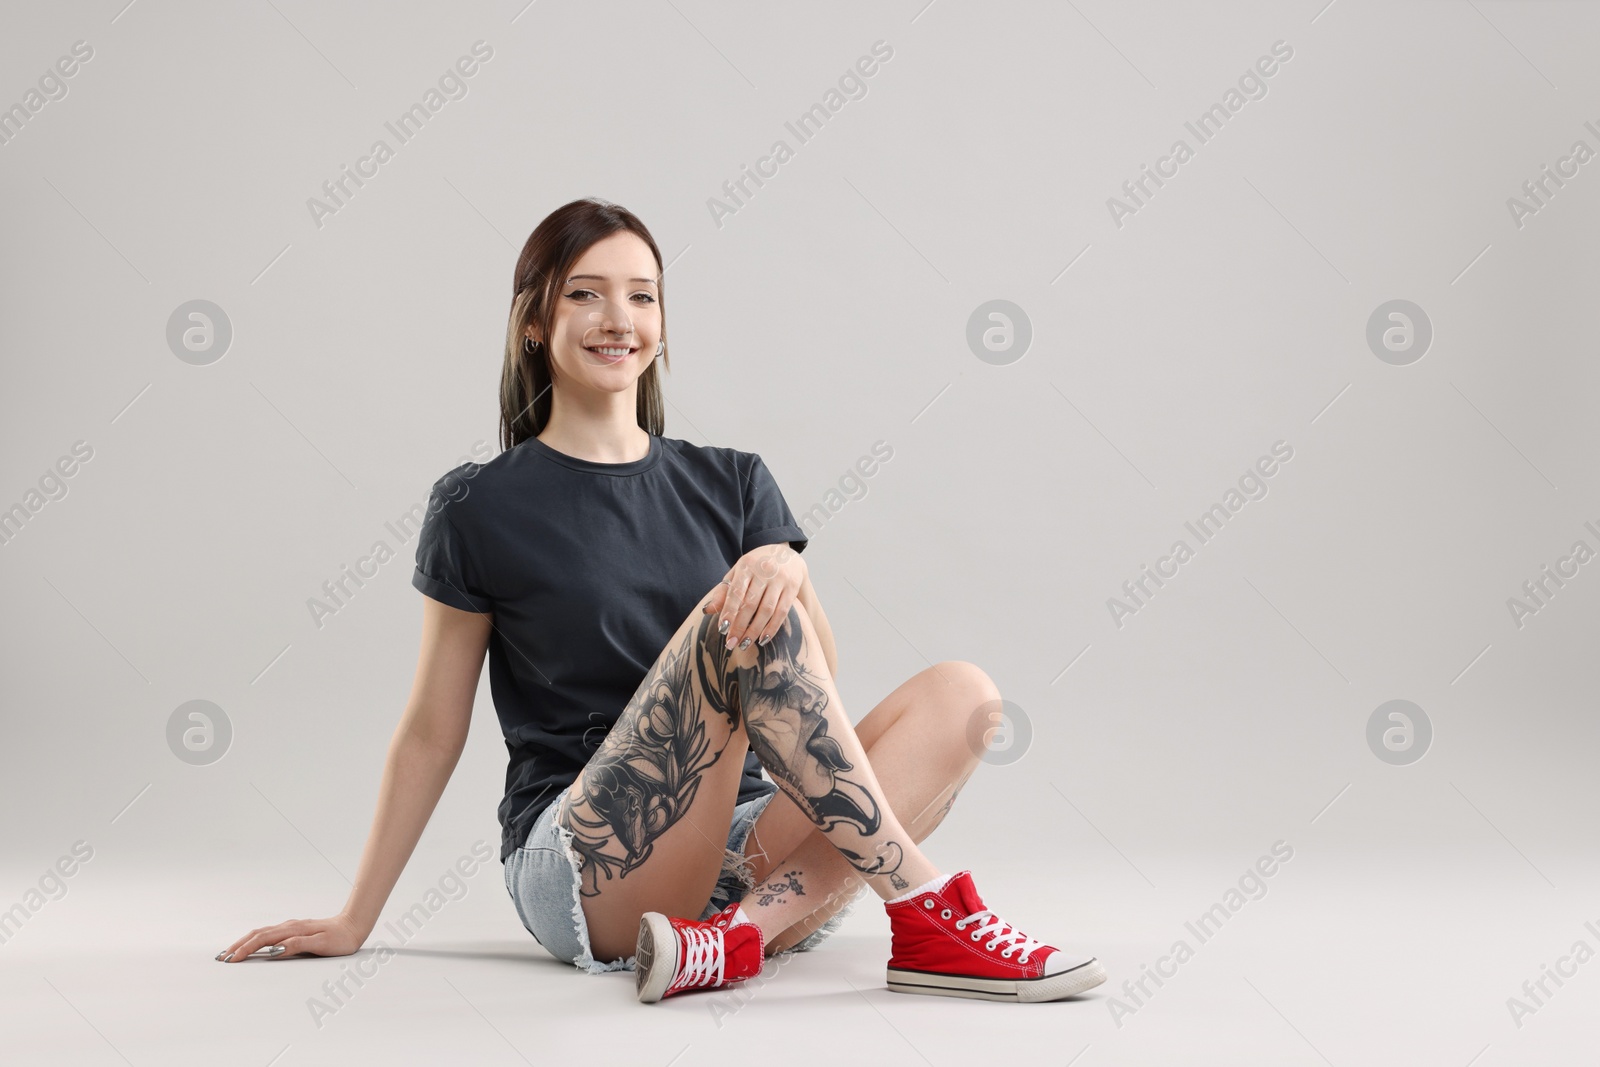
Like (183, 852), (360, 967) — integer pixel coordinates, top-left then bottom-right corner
(635, 899), (766, 1004)
(886, 871), (1106, 1003)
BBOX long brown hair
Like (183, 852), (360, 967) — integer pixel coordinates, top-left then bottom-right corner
(500, 198), (669, 452)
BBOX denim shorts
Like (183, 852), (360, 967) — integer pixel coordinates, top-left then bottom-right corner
(503, 783), (867, 974)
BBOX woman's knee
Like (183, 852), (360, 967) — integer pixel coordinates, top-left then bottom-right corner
(929, 659), (998, 696)
(920, 661), (1000, 731)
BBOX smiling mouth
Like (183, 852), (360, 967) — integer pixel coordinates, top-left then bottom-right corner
(586, 345), (636, 361)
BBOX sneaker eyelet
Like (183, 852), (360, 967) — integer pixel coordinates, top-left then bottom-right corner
(923, 899), (935, 909)
(1002, 948), (1014, 958)
(970, 931), (980, 941)
(940, 909), (951, 920)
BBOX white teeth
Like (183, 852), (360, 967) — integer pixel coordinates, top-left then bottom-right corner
(590, 346), (632, 356)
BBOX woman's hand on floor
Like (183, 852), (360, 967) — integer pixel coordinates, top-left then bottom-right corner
(705, 543), (806, 651)
(215, 912), (367, 962)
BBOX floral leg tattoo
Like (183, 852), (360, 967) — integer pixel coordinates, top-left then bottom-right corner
(561, 612), (740, 897)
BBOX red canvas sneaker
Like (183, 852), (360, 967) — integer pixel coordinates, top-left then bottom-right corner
(636, 899), (766, 1004)
(886, 871), (1106, 1003)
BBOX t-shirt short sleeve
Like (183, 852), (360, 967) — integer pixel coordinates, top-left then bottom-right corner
(742, 453), (807, 555)
(411, 466), (493, 613)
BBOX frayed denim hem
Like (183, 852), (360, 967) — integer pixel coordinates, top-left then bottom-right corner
(701, 841), (761, 915)
(720, 842), (760, 893)
(550, 812), (636, 975)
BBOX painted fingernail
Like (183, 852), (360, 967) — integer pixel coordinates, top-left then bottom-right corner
(265, 945), (286, 957)
(739, 637), (752, 650)
(757, 633), (770, 646)
(214, 952), (225, 961)
(222, 952), (234, 962)
(719, 618), (730, 635)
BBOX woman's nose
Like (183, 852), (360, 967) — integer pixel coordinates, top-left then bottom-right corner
(585, 299), (634, 338)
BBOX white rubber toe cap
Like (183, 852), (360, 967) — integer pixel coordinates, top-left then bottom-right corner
(1042, 950), (1098, 976)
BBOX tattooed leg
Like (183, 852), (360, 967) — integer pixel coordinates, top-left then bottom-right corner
(737, 605), (942, 901)
(557, 585), (957, 967)
(737, 660), (997, 953)
(560, 609), (743, 898)
(741, 763), (977, 954)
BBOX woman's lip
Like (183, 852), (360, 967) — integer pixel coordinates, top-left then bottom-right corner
(586, 345), (636, 362)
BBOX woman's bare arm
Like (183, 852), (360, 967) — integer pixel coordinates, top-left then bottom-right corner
(339, 598), (492, 934)
(216, 597), (491, 962)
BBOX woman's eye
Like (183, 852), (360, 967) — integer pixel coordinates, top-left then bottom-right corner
(566, 289), (654, 303)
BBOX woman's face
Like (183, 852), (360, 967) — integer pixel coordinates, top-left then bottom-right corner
(532, 231), (662, 395)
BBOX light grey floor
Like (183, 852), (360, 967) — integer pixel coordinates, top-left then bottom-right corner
(2, 840), (1593, 1065)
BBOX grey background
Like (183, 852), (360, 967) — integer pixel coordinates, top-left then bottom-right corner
(2, 0), (1596, 1064)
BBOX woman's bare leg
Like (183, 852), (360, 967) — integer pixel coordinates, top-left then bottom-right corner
(730, 603), (945, 901)
(735, 662), (997, 952)
(558, 588), (944, 961)
(557, 588), (755, 962)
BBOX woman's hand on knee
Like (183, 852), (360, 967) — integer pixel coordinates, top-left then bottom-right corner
(704, 544), (806, 652)
(215, 912), (367, 963)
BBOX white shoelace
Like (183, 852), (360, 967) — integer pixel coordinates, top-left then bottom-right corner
(669, 925), (724, 991)
(955, 910), (1045, 963)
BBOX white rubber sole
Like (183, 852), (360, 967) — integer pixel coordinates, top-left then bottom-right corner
(635, 912), (677, 1003)
(887, 958), (1108, 1003)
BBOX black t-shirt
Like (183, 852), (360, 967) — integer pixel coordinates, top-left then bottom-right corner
(410, 433), (805, 861)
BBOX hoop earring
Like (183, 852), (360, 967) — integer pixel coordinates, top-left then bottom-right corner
(524, 337), (540, 354)
(655, 340), (664, 358)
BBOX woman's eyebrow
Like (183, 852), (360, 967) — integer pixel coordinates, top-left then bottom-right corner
(566, 274), (658, 285)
